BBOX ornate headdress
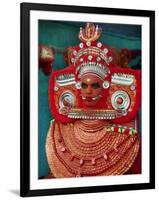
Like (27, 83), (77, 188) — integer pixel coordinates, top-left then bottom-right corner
(48, 22), (141, 123)
(66, 23), (113, 88)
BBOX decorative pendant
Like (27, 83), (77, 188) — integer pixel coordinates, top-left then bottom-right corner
(103, 153), (108, 160)
(60, 147), (66, 152)
(102, 80), (110, 89)
(80, 159), (84, 166)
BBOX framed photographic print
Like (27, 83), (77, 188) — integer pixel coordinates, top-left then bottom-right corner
(20, 2), (155, 197)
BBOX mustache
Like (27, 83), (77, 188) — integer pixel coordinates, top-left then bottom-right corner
(81, 95), (102, 101)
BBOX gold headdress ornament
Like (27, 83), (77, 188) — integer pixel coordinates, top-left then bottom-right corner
(78, 22), (102, 42)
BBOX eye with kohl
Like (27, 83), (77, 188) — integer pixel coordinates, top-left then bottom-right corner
(91, 82), (100, 89)
(81, 82), (100, 89)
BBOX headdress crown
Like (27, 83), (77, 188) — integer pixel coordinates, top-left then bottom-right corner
(69, 23), (113, 80)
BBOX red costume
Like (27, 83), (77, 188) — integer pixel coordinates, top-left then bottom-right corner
(45, 23), (141, 178)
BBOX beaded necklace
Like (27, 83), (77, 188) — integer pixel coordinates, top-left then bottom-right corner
(50, 120), (140, 177)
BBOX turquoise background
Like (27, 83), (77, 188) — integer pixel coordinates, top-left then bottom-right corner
(38, 20), (141, 178)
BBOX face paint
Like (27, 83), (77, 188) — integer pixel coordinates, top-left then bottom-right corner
(80, 74), (103, 107)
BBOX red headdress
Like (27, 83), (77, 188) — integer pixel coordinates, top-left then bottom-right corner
(48, 23), (141, 124)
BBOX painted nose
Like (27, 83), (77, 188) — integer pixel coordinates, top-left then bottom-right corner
(86, 85), (92, 94)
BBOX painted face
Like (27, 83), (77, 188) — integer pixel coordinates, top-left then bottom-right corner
(80, 74), (103, 107)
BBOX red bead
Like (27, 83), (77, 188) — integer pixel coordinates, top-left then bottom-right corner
(58, 138), (62, 143)
(116, 97), (123, 104)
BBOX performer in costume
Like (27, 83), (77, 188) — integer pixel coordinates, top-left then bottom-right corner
(45, 23), (141, 178)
